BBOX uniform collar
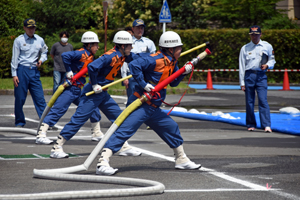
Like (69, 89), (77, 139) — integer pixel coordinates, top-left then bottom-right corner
(115, 47), (125, 58)
(24, 33), (36, 40)
(83, 47), (92, 56)
(250, 39), (263, 46)
(133, 36), (144, 42)
(161, 50), (175, 64)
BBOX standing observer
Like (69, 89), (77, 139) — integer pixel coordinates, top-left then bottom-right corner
(11, 18), (48, 127)
(50, 31), (73, 94)
(239, 25), (276, 133)
(121, 19), (156, 100)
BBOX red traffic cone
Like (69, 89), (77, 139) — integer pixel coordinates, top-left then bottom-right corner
(204, 69), (215, 90)
(280, 69), (292, 91)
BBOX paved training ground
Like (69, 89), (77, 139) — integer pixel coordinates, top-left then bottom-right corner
(0, 89), (300, 199)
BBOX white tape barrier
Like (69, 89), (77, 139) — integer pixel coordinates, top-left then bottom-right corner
(194, 69), (300, 72)
(0, 126), (165, 199)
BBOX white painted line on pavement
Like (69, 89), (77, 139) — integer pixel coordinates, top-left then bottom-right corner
(133, 147), (300, 199)
(133, 147), (269, 191)
(1, 115), (299, 199)
(165, 188), (279, 192)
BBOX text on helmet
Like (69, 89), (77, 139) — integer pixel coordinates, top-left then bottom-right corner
(117, 37), (129, 40)
(164, 40), (179, 43)
(83, 37), (95, 40)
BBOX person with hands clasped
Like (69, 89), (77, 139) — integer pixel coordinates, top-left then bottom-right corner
(50, 31), (142, 158)
(36, 31), (103, 146)
(239, 25), (276, 133)
(96, 31), (200, 176)
(11, 18), (48, 127)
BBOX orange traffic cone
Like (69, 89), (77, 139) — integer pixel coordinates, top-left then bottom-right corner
(280, 69), (292, 91)
(204, 69), (215, 90)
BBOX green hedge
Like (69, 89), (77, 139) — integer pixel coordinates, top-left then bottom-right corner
(1, 29), (300, 83)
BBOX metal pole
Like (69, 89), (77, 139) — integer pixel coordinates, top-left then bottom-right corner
(103, 1), (108, 52)
(163, 0), (165, 33)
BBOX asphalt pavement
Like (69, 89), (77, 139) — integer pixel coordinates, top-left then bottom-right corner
(0, 89), (300, 200)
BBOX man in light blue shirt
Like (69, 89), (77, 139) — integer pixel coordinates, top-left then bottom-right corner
(11, 18), (48, 127)
(239, 25), (276, 133)
(121, 19), (156, 100)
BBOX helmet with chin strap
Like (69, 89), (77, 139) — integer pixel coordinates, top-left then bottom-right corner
(81, 31), (99, 43)
(113, 31), (133, 44)
(159, 31), (183, 60)
(113, 31), (133, 56)
(159, 31), (183, 48)
(81, 31), (99, 55)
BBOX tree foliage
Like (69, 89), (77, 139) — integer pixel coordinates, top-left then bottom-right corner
(1, 0), (298, 39)
(109, 0), (162, 31)
(24, 0), (92, 37)
(109, 0), (209, 31)
(0, 0), (29, 37)
(171, 0), (208, 29)
(201, 0), (298, 29)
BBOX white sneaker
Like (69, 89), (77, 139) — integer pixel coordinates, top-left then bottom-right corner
(91, 134), (104, 142)
(175, 161), (201, 170)
(50, 147), (69, 159)
(96, 165), (118, 175)
(118, 148), (142, 156)
(264, 126), (272, 133)
(35, 137), (53, 145)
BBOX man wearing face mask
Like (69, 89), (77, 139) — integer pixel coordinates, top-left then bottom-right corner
(50, 31), (73, 94)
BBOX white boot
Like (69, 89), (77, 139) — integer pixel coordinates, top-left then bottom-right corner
(173, 145), (201, 170)
(50, 135), (69, 159)
(118, 141), (142, 156)
(96, 148), (118, 175)
(36, 123), (53, 145)
(91, 122), (104, 141)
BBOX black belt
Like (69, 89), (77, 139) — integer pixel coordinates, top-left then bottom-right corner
(19, 64), (37, 69)
(246, 70), (265, 74)
(145, 80), (157, 86)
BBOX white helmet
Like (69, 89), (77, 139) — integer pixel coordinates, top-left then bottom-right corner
(81, 31), (100, 43)
(113, 31), (133, 44)
(159, 31), (183, 48)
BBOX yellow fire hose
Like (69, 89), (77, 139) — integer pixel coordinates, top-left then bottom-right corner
(1, 49), (210, 199)
(85, 74), (133, 96)
(85, 41), (209, 96)
(180, 42), (209, 56)
(37, 41), (209, 134)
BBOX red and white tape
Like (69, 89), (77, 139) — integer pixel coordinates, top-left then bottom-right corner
(193, 69), (300, 72)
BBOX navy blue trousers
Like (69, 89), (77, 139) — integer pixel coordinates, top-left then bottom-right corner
(244, 70), (271, 129)
(14, 65), (46, 126)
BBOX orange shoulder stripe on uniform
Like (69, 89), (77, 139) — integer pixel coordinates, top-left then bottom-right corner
(78, 51), (94, 77)
(150, 50), (161, 57)
(154, 53), (175, 89)
(105, 55), (126, 81)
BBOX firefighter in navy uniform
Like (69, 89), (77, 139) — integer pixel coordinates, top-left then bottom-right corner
(96, 31), (201, 175)
(50, 31), (141, 158)
(37, 31), (103, 146)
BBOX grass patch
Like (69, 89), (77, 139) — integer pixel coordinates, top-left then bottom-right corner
(0, 76), (195, 95)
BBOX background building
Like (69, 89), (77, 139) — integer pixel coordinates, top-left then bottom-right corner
(277, 0), (300, 26)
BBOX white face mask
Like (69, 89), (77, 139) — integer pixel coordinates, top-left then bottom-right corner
(61, 38), (68, 43)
